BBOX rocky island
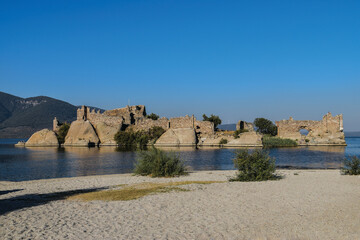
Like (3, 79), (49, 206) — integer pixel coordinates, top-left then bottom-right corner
(19, 105), (346, 147)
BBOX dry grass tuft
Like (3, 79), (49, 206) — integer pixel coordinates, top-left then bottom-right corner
(67, 181), (223, 201)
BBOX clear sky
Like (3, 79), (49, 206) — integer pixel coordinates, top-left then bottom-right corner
(1, 0), (359, 130)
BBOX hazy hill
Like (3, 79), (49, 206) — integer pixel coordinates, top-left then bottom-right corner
(218, 124), (237, 131)
(0, 92), (78, 138)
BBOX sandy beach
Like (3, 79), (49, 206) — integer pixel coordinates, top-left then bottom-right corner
(1, 170), (360, 240)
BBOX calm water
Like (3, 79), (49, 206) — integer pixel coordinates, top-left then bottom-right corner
(1, 138), (360, 181)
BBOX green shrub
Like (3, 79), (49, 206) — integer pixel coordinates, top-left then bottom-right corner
(203, 114), (222, 129)
(219, 138), (228, 145)
(148, 126), (166, 142)
(341, 156), (360, 175)
(233, 129), (249, 138)
(305, 139), (310, 143)
(254, 118), (277, 136)
(56, 123), (70, 144)
(114, 127), (165, 148)
(147, 113), (159, 120)
(262, 136), (297, 148)
(134, 148), (186, 177)
(230, 149), (280, 181)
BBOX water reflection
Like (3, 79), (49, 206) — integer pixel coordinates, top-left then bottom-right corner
(0, 138), (359, 181)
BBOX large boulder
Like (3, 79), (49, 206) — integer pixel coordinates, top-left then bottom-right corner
(25, 129), (59, 147)
(93, 122), (121, 146)
(64, 120), (100, 146)
(155, 128), (196, 146)
(227, 132), (263, 147)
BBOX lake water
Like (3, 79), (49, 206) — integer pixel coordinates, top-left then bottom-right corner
(1, 138), (360, 181)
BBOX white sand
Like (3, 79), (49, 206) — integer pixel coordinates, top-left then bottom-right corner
(1, 170), (360, 240)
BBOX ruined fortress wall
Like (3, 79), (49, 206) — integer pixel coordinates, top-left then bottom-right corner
(275, 113), (345, 145)
(131, 118), (170, 131)
(77, 106), (124, 127)
(104, 105), (146, 125)
(194, 120), (214, 135)
(169, 115), (195, 129)
(77, 106), (214, 137)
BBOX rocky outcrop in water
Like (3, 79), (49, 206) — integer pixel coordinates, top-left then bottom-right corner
(25, 129), (59, 147)
(64, 120), (100, 146)
(155, 128), (196, 146)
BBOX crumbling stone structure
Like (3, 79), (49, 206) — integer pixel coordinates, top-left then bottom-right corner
(52, 105), (215, 146)
(236, 120), (254, 132)
(275, 112), (346, 145)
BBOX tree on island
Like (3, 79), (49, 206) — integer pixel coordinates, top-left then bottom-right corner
(254, 118), (277, 136)
(203, 114), (222, 129)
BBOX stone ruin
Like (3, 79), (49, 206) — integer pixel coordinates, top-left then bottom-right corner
(275, 112), (346, 145)
(20, 105), (347, 147)
(236, 120), (254, 132)
(48, 105), (215, 146)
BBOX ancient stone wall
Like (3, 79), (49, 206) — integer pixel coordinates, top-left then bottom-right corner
(104, 105), (146, 125)
(275, 113), (345, 145)
(131, 117), (170, 132)
(77, 105), (146, 126)
(194, 119), (214, 135)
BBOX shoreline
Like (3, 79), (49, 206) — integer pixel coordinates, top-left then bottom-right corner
(0, 167), (344, 183)
(1, 169), (360, 239)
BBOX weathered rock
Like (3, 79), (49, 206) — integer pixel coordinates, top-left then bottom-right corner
(155, 128), (196, 146)
(227, 132), (263, 146)
(25, 129), (59, 147)
(93, 122), (121, 146)
(64, 120), (100, 146)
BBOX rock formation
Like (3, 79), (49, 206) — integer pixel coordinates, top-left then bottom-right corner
(227, 132), (263, 146)
(93, 122), (121, 146)
(155, 128), (197, 146)
(25, 129), (59, 147)
(64, 120), (100, 146)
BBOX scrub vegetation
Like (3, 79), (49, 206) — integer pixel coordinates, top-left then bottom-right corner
(262, 136), (298, 148)
(230, 149), (280, 181)
(341, 156), (360, 175)
(134, 147), (186, 177)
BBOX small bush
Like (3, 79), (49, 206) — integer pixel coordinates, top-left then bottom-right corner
(305, 139), (310, 143)
(147, 113), (159, 120)
(341, 156), (360, 175)
(219, 138), (228, 145)
(134, 148), (186, 177)
(148, 126), (166, 142)
(233, 129), (249, 138)
(56, 123), (70, 144)
(230, 149), (280, 181)
(262, 136), (297, 148)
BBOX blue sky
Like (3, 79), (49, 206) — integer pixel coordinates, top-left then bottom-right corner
(1, 0), (359, 130)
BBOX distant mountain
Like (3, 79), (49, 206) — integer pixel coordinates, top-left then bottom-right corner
(0, 91), (103, 138)
(345, 132), (360, 138)
(218, 124), (237, 131)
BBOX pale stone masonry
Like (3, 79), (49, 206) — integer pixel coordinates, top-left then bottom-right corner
(276, 112), (346, 145)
